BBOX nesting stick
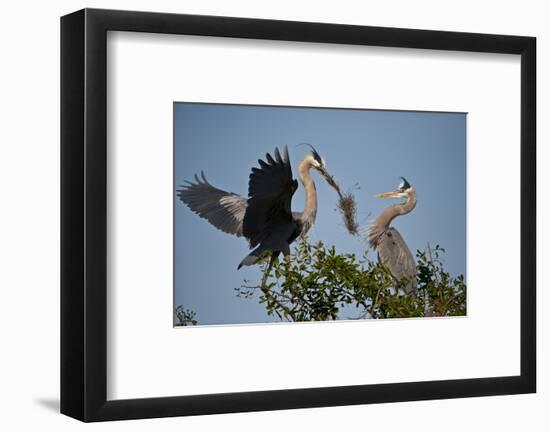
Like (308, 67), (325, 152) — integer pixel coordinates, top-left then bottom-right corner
(324, 173), (359, 236)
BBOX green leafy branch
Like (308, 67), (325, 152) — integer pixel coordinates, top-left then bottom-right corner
(174, 305), (198, 326)
(236, 237), (466, 321)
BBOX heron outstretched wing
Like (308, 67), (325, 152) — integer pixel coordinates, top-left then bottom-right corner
(376, 227), (417, 289)
(177, 172), (247, 237)
(243, 146), (298, 248)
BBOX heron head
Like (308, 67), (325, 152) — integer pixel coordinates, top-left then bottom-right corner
(298, 144), (325, 170)
(299, 144), (342, 193)
(376, 177), (414, 199)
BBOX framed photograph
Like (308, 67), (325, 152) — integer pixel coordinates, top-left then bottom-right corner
(61, 8), (536, 422)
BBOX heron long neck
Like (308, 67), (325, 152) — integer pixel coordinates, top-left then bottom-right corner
(369, 191), (416, 247)
(297, 160), (317, 234)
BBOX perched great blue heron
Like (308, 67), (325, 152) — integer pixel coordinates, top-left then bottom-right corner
(177, 145), (336, 270)
(367, 177), (417, 295)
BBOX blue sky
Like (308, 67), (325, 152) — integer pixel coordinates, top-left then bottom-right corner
(174, 103), (466, 325)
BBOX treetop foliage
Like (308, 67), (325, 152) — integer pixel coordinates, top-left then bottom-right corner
(236, 237), (466, 322)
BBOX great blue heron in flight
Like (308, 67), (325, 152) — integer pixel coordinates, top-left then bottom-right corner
(177, 145), (336, 270)
(367, 177), (417, 295)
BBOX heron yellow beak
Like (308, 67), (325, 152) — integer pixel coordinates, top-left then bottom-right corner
(376, 190), (405, 199)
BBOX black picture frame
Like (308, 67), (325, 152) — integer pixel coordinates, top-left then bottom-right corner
(61, 8), (536, 422)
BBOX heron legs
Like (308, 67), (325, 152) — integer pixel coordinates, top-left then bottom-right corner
(260, 252), (280, 293)
(259, 244), (290, 292)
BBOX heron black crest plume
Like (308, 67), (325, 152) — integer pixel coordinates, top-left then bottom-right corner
(297, 143), (324, 166)
(399, 177), (411, 190)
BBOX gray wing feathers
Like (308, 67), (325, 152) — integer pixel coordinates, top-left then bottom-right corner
(177, 171), (247, 237)
(243, 146), (297, 248)
(376, 227), (417, 290)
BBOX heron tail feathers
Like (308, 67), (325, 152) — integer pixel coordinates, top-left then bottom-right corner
(238, 254), (260, 269)
(237, 245), (266, 270)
